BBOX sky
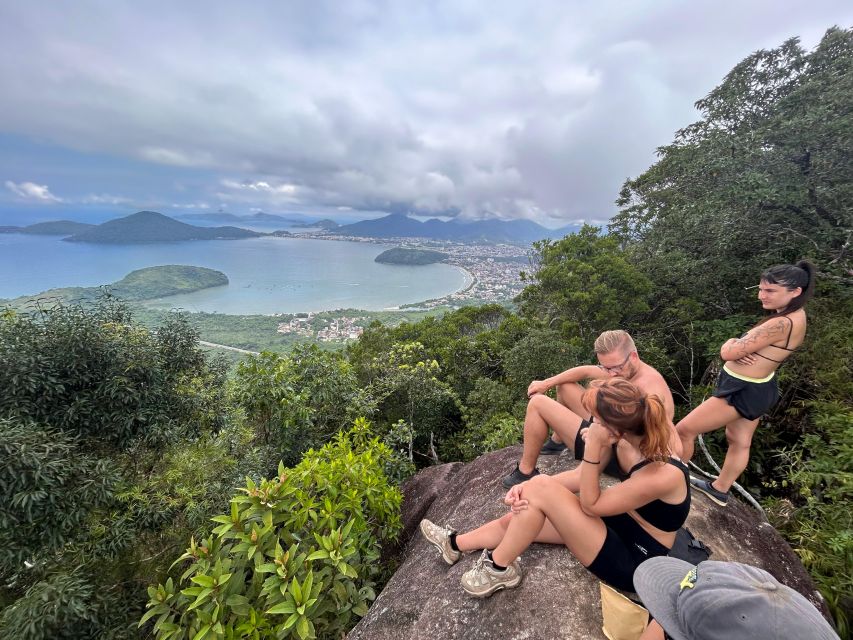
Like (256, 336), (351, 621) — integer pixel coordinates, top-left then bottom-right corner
(1, 1), (851, 226)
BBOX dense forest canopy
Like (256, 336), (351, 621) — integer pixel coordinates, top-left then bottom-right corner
(0, 27), (850, 640)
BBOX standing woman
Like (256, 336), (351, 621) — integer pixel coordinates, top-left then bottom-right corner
(420, 378), (690, 596)
(677, 261), (815, 506)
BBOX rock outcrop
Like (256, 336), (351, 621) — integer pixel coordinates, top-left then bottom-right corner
(348, 445), (828, 640)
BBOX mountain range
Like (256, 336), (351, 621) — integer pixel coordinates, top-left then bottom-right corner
(331, 213), (583, 244)
(4, 210), (584, 245)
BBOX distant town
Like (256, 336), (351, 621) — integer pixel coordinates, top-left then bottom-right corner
(275, 233), (530, 342)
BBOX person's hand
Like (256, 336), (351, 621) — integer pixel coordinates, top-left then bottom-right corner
(735, 354), (757, 366)
(586, 421), (619, 449)
(579, 426), (590, 442)
(527, 380), (550, 397)
(503, 484), (529, 514)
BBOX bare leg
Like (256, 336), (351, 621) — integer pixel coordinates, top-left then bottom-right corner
(455, 511), (564, 552)
(676, 397), (741, 462)
(519, 394), (586, 475)
(714, 418), (759, 492)
(491, 475), (607, 568)
(549, 382), (588, 444)
(640, 621), (666, 640)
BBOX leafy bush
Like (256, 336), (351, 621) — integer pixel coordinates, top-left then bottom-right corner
(142, 420), (402, 640)
(231, 346), (372, 466)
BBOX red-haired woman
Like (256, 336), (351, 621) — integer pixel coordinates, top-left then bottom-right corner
(420, 378), (690, 596)
(677, 261), (815, 507)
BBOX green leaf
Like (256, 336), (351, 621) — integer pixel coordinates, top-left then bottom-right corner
(192, 624), (211, 640)
(266, 600), (297, 615)
(187, 588), (213, 611)
(296, 615), (311, 640)
(290, 576), (302, 603)
(191, 575), (215, 588)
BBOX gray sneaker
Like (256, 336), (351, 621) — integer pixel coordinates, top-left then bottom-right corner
(690, 477), (729, 506)
(501, 464), (540, 488)
(460, 550), (522, 597)
(420, 519), (462, 565)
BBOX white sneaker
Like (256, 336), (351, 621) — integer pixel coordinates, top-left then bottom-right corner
(460, 550), (522, 597)
(420, 519), (462, 565)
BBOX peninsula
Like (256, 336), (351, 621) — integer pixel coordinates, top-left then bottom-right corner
(0, 265), (228, 308)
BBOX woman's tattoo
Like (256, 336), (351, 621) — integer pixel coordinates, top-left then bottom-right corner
(733, 319), (787, 352)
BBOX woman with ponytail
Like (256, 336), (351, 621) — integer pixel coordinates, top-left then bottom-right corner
(678, 260), (815, 507)
(419, 378), (690, 596)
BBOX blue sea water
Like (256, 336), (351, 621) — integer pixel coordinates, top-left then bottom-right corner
(0, 234), (471, 314)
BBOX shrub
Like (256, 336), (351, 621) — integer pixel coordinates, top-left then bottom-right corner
(142, 419), (402, 640)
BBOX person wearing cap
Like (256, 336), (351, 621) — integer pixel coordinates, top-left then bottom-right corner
(633, 557), (839, 640)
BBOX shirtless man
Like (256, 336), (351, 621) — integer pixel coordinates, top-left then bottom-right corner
(502, 329), (676, 488)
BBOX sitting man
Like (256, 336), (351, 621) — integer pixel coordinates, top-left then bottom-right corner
(502, 329), (676, 488)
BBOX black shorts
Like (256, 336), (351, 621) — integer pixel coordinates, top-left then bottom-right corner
(586, 513), (670, 593)
(713, 368), (779, 421)
(574, 419), (625, 479)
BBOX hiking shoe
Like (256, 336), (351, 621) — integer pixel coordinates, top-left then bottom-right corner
(501, 464), (540, 488)
(690, 477), (729, 506)
(539, 438), (567, 455)
(419, 519), (462, 565)
(460, 550), (522, 597)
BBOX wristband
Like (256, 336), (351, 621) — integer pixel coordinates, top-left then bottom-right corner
(583, 458), (601, 465)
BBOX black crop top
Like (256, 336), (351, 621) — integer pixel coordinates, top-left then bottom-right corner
(626, 457), (691, 532)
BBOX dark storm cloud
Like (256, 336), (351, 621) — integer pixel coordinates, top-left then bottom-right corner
(0, 1), (850, 223)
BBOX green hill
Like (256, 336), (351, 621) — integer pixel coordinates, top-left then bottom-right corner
(23, 220), (97, 235)
(374, 247), (449, 265)
(1, 265), (228, 308)
(64, 211), (262, 244)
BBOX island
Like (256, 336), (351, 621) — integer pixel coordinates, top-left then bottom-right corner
(0, 265), (228, 308)
(0, 220), (96, 235)
(64, 211), (262, 244)
(374, 247), (449, 265)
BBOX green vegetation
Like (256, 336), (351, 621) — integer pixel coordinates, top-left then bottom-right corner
(0, 27), (849, 639)
(1, 265), (228, 308)
(374, 247), (449, 265)
(142, 422), (401, 640)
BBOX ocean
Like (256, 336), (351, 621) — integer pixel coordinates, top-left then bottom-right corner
(0, 233), (471, 314)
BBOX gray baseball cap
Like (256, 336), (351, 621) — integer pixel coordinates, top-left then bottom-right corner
(633, 558), (839, 640)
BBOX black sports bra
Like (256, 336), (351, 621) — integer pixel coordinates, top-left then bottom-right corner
(626, 457), (691, 532)
(750, 315), (799, 364)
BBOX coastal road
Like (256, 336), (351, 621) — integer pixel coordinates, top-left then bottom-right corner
(199, 340), (260, 356)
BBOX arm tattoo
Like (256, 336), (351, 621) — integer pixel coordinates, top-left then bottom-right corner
(732, 319), (787, 353)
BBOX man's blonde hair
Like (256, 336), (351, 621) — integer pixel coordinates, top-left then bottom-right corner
(594, 330), (636, 356)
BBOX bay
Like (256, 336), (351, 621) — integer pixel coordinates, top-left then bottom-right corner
(0, 234), (471, 314)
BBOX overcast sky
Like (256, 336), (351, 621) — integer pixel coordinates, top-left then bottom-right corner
(1, 1), (851, 225)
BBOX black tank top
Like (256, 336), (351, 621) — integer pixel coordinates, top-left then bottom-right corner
(627, 457), (691, 532)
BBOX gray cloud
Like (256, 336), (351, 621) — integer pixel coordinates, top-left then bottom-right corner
(0, 1), (850, 223)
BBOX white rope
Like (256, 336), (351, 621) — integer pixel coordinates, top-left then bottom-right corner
(690, 433), (768, 521)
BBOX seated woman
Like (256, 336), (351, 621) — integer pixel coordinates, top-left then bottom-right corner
(677, 261), (814, 507)
(420, 377), (689, 597)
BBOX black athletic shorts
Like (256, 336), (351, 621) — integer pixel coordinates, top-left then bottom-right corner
(573, 418), (625, 479)
(586, 513), (670, 593)
(713, 368), (779, 421)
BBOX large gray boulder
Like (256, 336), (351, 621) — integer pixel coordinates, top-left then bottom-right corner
(348, 445), (829, 640)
